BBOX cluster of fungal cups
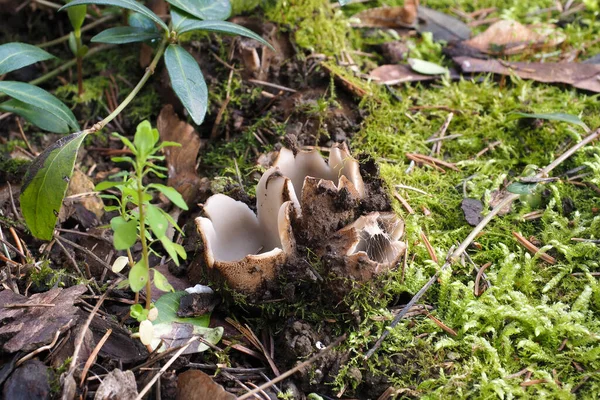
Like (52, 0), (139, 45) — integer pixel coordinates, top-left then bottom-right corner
(193, 144), (406, 300)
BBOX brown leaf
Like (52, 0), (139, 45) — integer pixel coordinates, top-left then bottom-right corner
(369, 64), (460, 85)
(352, 0), (419, 28)
(60, 169), (104, 225)
(464, 20), (565, 55)
(94, 369), (138, 400)
(177, 370), (236, 400)
(454, 56), (600, 92)
(417, 6), (471, 42)
(0, 285), (86, 353)
(157, 105), (205, 205)
(461, 198), (483, 226)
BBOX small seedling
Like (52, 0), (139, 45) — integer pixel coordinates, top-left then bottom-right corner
(99, 120), (187, 310)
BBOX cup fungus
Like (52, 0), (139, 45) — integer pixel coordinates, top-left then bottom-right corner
(193, 144), (405, 299)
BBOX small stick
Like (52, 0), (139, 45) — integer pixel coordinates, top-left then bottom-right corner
(512, 232), (557, 264)
(247, 79), (297, 93)
(434, 112), (454, 156)
(365, 127), (600, 359)
(420, 232), (438, 263)
(238, 335), (347, 400)
(15, 118), (37, 156)
(393, 190), (415, 214)
(426, 314), (457, 337)
(425, 134), (462, 143)
(80, 329), (112, 386)
(134, 336), (198, 400)
(395, 184), (430, 196)
(405, 154), (445, 172)
(3, 303), (55, 308)
(474, 262), (492, 297)
(406, 153), (460, 171)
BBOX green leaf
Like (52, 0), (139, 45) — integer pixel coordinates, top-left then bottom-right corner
(95, 180), (122, 191)
(112, 132), (137, 154)
(408, 58), (449, 75)
(508, 112), (590, 131)
(166, 0), (230, 22)
(146, 204), (168, 238)
(128, 12), (159, 32)
(160, 236), (186, 266)
(130, 303), (147, 322)
(110, 215), (138, 249)
(149, 183), (188, 210)
(20, 132), (87, 240)
(507, 182), (538, 195)
(0, 81), (79, 131)
(0, 43), (55, 75)
(66, 3), (87, 32)
(153, 291), (209, 327)
(164, 44), (208, 125)
(153, 268), (174, 292)
(91, 26), (162, 44)
(129, 259), (148, 292)
(0, 99), (70, 133)
(134, 120), (159, 159)
(59, 0), (168, 32)
(172, 15), (273, 50)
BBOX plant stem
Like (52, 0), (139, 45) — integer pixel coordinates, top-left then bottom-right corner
(85, 37), (168, 135)
(136, 163), (152, 309)
(75, 31), (84, 97)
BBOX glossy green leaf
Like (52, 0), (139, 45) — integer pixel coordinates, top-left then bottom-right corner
(110, 215), (138, 249)
(149, 183), (188, 210)
(128, 12), (158, 32)
(160, 236), (185, 266)
(509, 112), (590, 131)
(20, 132), (87, 240)
(66, 3), (87, 32)
(68, 32), (78, 56)
(130, 303), (147, 322)
(164, 44), (208, 125)
(0, 43), (55, 75)
(59, 0), (168, 32)
(0, 81), (79, 131)
(172, 15), (273, 50)
(507, 182), (538, 195)
(91, 26), (162, 44)
(0, 99), (70, 133)
(166, 0), (230, 22)
(129, 259), (148, 292)
(408, 58), (449, 75)
(153, 268), (174, 292)
(146, 204), (168, 238)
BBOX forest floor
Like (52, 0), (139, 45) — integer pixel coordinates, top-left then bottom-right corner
(1, 0), (600, 398)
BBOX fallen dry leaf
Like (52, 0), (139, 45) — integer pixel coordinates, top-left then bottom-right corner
(177, 370), (236, 400)
(352, 0), (419, 28)
(157, 105), (205, 206)
(454, 56), (600, 92)
(0, 285), (86, 353)
(94, 369), (138, 400)
(464, 20), (565, 55)
(60, 169), (104, 226)
(461, 198), (484, 226)
(369, 64), (460, 85)
(417, 6), (471, 42)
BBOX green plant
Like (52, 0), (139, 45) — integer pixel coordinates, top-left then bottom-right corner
(0, 0), (273, 240)
(99, 120), (187, 308)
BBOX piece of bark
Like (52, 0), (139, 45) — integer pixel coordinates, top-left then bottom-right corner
(0, 286), (86, 353)
(454, 56), (600, 92)
(3, 360), (51, 400)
